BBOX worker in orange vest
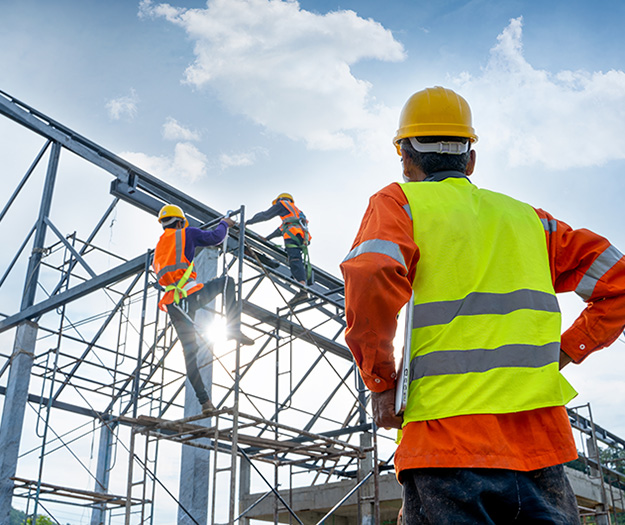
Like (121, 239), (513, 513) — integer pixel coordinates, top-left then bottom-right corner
(341, 86), (625, 523)
(247, 193), (313, 306)
(153, 204), (254, 413)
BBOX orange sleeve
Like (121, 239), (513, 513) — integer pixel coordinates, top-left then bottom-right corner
(340, 183), (419, 392)
(535, 208), (625, 363)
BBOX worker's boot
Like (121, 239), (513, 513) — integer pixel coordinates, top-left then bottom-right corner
(227, 325), (255, 346)
(223, 283), (255, 345)
(288, 289), (309, 306)
(201, 399), (215, 413)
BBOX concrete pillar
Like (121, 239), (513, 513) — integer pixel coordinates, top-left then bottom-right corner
(0, 321), (39, 522)
(177, 247), (218, 525)
(239, 460), (251, 525)
(359, 431), (375, 525)
(90, 417), (114, 525)
(356, 372), (375, 525)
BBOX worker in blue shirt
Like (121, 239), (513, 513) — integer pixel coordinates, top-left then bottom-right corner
(247, 193), (312, 305)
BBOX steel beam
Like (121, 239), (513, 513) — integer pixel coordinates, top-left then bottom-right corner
(0, 253), (148, 334)
(242, 302), (350, 360)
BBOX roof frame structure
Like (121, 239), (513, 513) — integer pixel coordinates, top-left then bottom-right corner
(0, 90), (389, 524)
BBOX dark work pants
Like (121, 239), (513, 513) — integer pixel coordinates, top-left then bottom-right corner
(285, 246), (309, 284)
(401, 465), (580, 525)
(166, 276), (236, 405)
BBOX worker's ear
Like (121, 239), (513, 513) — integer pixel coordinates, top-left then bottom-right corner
(465, 149), (476, 176)
(401, 148), (426, 182)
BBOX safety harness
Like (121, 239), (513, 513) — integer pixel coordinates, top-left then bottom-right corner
(279, 202), (313, 282)
(164, 260), (197, 305)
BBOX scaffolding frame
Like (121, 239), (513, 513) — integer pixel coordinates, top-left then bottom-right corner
(0, 90), (386, 524)
(568, 405), (625, 525)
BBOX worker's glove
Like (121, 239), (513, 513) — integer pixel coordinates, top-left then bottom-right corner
(371, 388), (403, 430)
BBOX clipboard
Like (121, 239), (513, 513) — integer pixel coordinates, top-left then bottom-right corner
(394, 291), (414, 416)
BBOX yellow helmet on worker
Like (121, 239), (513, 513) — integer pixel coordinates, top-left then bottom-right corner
(273, 193), (294, 205)
(393, 86), (478, 155)
(158, 204), (189, 228)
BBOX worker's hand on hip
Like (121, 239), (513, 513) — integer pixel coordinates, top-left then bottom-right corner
(371, 388), (403, 430)
(223, 217), (236, 228)
(559, 349), (573, 370)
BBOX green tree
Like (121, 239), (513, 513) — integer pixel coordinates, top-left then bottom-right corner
(600, 446), (625, 474)
(26, 516), (55, 525)
(10, 508), (27, 525)
(599, 447), (625, 525)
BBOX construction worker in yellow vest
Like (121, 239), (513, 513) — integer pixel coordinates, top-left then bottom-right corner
(247, 193), (313, 306)
(341, 86), (625, 523)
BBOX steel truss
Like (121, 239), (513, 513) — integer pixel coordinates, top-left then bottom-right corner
(0, 90), (395, 524)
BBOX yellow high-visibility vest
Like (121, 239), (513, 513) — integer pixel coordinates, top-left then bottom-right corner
(400, 176), (576, 423)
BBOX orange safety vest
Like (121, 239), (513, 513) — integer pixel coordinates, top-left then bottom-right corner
(279, 201), (311, 247)
(153, 228), (203, 311)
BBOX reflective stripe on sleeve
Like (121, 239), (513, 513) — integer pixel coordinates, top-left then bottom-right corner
(403, 204), (413, 221)
(409, 341), (560, 381)
(412, 289), (559, 329)
(541, 218), (557, 234)
(342, 239), (406, 269)
(575, 244), (624, 301)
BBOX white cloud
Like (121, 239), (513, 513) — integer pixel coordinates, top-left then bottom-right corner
(218, 147), (268, 169)
(105, 88), (139, 121)
(162, 117), (201, 141)
(139, 0), (405, 151)
(121, 142), (208, 183)
(453, 17), (625, 170)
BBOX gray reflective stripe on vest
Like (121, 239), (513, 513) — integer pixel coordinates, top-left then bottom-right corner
(403, 204), (412, 221)
(409, 341), (560, 381)
(156, 229), (189, 280)
(181, 280), (198, 292)
(412, 289), (559, 329)
(156, 262), (189, 280)
(342, 239), (406, 269)
(576, 244), (623, 301)
(541, 218), (557, 234)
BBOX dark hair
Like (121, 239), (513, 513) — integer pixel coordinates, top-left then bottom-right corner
(400, 136), (471, 176)
(163, 218), (184, 230)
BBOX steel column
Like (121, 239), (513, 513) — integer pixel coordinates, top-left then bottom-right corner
(0, 142), (60, 518)
(0, 321), (39, 520)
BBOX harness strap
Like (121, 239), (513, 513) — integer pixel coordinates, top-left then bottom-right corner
(302, 244), (313, 281)
(164, 261), (196, 304)
(281, 220), (310, 246)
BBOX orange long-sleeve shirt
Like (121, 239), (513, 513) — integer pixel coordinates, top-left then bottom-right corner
(340, 180), (625, 474)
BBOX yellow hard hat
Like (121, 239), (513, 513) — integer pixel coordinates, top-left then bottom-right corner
(273, 193), (294, 205)
(158, 204), (188, 227)
(392, 86), (478, 155)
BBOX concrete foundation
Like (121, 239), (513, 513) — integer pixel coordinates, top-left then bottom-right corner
(240, 467), (625, 524)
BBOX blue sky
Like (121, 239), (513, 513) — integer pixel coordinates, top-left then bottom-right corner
(2, 0), (625, 518)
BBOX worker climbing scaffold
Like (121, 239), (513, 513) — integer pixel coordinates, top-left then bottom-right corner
(152, 204), (254, 413)
(247, 193), (313, 305)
